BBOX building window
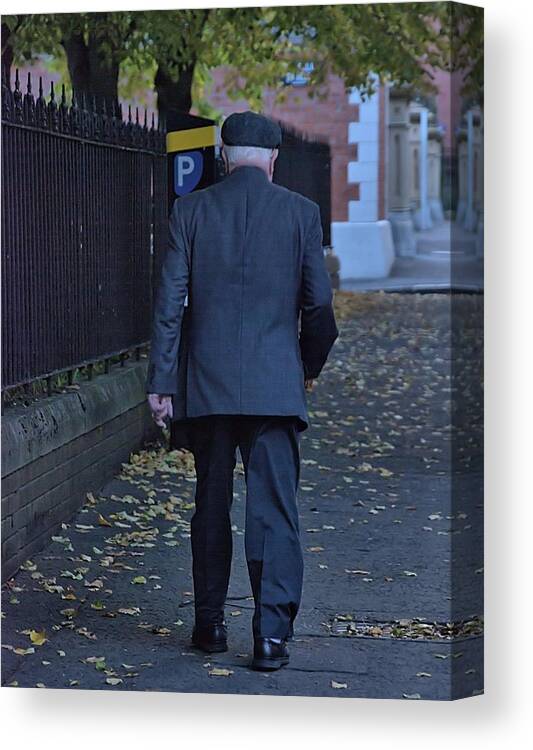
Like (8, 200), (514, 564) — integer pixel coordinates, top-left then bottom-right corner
(283, 62), (315, 87)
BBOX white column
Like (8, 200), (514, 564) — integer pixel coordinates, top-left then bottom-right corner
(347, 85), (380, 222)
(415, 108), (432, 230)
(464, 109), (477, 231)
(331, 77), (395, 280)
(475, 109), (484, 256)
(428, 128), (444, 224)
(387, 86), (416, 256)
(456, 131), (467, 224)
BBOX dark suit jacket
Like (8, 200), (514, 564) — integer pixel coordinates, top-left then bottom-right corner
(145, 164), (338, 440)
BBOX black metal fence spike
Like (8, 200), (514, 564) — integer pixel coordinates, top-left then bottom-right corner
(23, 72), (36, 125)
(148, 112), (156, 149)
(70, 89), (81, 136)
(80, 91), (90, 138)
(35, 75), (48, 128)
(13, 69), (23, 123)
(141, 109), (148, 148)
(103, 97), (113, 141)
(125, 104), (134, 145)
(58, 83), (69, 133)
(111, 100), (120, 142)
(4, 71), (165, 151)
(48, 80), (59, 132)
(91, 94), (101, 139)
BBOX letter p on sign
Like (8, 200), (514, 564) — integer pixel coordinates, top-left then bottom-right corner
(177, 155), (194, 185)
(174, 150), (203, 196)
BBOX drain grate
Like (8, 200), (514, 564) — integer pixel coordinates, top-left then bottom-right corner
(327, 616), (483, 641)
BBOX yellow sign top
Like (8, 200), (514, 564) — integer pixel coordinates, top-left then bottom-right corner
(166, 126), (216, 153)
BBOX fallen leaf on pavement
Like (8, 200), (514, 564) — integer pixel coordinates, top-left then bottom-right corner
(208, 667), (233, 677)
(29, 629), (48, 646)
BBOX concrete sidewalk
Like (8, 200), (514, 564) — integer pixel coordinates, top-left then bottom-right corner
(342, 221), (484, 293)
(1, 293), (484, 700)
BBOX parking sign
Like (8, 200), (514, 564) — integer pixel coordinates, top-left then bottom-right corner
(166, 113), (216, 213)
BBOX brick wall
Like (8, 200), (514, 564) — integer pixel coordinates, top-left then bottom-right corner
(1, 361), (159, 581)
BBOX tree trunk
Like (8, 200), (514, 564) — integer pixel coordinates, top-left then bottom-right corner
(1, 23), (14, 78)
(154, 8), (210, 121)
(62, 33), (91, 96)
(87, 27), (120, 107)
(62, 30), (119, 110)
(155, 61), (196, 121)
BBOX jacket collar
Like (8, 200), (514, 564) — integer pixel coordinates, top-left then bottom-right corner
(228, 165), (269, 181)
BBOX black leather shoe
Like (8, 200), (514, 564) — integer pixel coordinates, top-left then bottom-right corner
(251, 638), (290, 671)
(191, 622), (228, 653)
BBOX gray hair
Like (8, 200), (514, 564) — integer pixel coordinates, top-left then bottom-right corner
(223, 144), (274, 169)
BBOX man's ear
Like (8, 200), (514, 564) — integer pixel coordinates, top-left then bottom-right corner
(269, 148), (279, 178)
(221, 146), (229, 173)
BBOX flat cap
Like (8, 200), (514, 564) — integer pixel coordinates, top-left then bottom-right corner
(221, 110), (281, 149)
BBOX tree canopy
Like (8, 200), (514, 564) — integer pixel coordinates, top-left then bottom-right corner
(1, 3), (483, 120)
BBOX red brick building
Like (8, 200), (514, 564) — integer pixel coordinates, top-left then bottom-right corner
(205, 68), (369, 225)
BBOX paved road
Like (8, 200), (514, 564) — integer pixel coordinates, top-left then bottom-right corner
(1, 293), (484, 700)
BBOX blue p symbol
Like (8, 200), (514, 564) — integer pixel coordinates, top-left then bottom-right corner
(174, 151), (203, 196)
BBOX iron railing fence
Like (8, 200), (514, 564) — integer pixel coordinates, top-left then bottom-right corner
(1, 69), (168, 393)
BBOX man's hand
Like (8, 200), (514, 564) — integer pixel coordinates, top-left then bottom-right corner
(304, 379), (314, 393)
(148, 394), (173, 427)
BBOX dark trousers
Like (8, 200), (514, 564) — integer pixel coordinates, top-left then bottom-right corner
(188, 415), (303, 639)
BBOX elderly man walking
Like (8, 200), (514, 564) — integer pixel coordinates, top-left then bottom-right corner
(146, 111), (338, 671)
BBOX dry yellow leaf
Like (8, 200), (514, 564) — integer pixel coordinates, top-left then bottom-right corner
(29, 629), (47, 646)
(208, 667), (233, 677)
